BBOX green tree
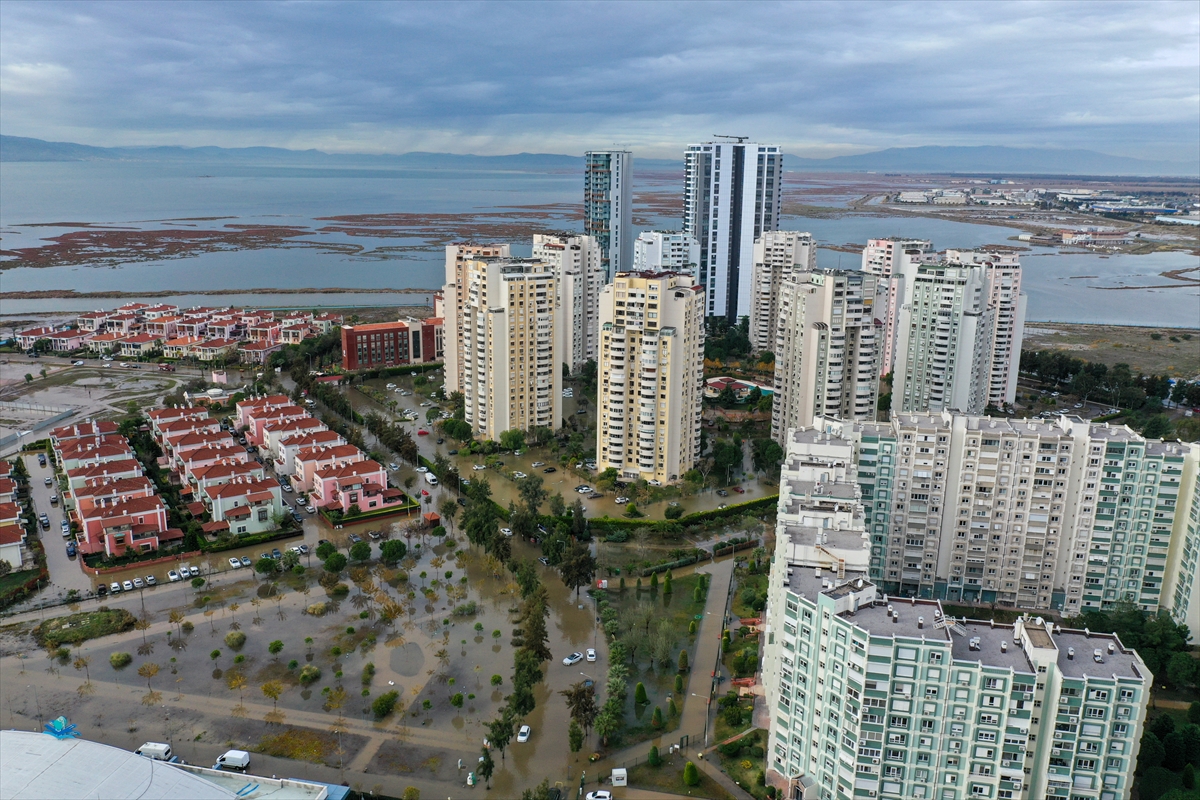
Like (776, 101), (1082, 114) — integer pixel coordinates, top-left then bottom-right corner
(268, 640), (284, 656)
(323, 553), (347, 573)
(647, 744), (662, 767)
(349, 540), (372, 563)
(254, 556), (278, 576)
(678, 649), (689, 672)
(558, 543), (596, 598)
(634, 681), (648, 705)
(477, 747), (494, 788)
(665, 504), (683, 519)
(1167, 652), (1199, 689)
(316, 541), (336, 560)
(568, 719), (584, 752)
(380, 539), (407, 565)
(499, 429), (525, 451)
(560, 680), (598, 734)
(547, 492), (565, 517)
(518, 474), (547, 512)
(683, 761), (700, 786)
(486, 714), (513, 762)
(372, 690), (400, 718)
(402, 788), (421, 800)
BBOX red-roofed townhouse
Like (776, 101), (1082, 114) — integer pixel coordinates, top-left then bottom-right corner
(145, 315), (182, 339)
(51, 420), (120, 448)
(16, 327), (55, 350)
(120, 332), (165, 358)
(0, 477), (16, 505)
(280, 311), (314, 326)
(147, 406), (209, 437)
(247, 321), (282, 343)
(72, 476), (156, 517)
(261, 417), (326, 460)
(115, 302), (151, 314)
(65, 459), (143, 491)
(77, 495), (179, 556)
(56, 437), (134, 472)
(205, 477), (283, 535)
(164, 429), (234, 465)
(162, 336), (203, 359)
(244, 404), (307, 446)
(294, 444), (364, 493)
(235, 394), (293, 429)
(141, 304), (179, 320)
(0, 522), (26, 570)
(207, 319), (243, 341)
(154, 415), (221, 449)
(238, 339), (282, 364)
(311, 459), (405, 515)
(86, 331), (130, 353)
(103, 313), (142, 335)
(0, 502), (21, 528)
(176, 317), (210, 339)
(189, 460), (265, 497)
(194, 338), (239, 362)
(275, 429), (344, 476)
(179, 445), (249, 483)
(44, 329), (88, 352)
(312, 313), (344, 333)
(76, 311), (112, 333)
(280, 324), (314, 345)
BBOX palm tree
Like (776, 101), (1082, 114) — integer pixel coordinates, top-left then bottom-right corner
(73, 654), (91, 683)
(137, 662), (160, 691)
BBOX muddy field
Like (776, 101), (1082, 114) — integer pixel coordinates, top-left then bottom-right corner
(1023, 323), (1200, 376)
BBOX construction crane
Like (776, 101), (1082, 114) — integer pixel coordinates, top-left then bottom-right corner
(713, 135), (750, 143)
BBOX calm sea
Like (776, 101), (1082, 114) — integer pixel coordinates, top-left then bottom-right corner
(1, 160), (1196, 326)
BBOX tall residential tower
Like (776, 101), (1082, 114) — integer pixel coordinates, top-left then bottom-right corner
(683, 140), (783, 321)
(443, 243), (511, 394)
(584, 151), (632, 281)
(595, 272), (705, 484)
(531, 233), (603, 371)
(748, 231), (817, 353)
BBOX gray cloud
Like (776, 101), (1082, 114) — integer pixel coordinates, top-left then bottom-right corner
(1, 0), (1196, 160)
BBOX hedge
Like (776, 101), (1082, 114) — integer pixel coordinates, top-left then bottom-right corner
(640, 551), (705, 577)
(319, 500), (421, 527)
(203, 528), (303, 554)
(356, 362), (443, 380)
(713, 537), (760, 557)
(588, 495), (778, 534)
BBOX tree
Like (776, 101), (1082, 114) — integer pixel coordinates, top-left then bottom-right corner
(486, 714), (514, 763)
(402, 788), (421, 800)
(560, 680), (598, 733)
(255, 556), (278, 576)
(635, 681), (648, 705)
(349, 540), (372, 563)
(73, 654), (91, 683)
(651, 705), (664, 728)
(571, 498), (587, 540)
(372, 690), (401, 718)
(518, 474), (547, 513)
(678, 649), (689, 672)
(683, 761), (700, 786)
(1167, 652), (1199, 689)
(568, 719), (584, 752)
(594, 700), (621, 746)
(280, 549), (300, 571)
(438, 495), (460, 533)
(558, 543), (596, 598)
(323, 553), (347, 573)
(477, 747), (494, 788)
(426, 407), (440, 424)
(261, 680), (284, 710)
(1138, 731), (1166, 774)
(24, 374), (33, 385)
(268, 640), (284, 656)
(1142, 414), (1173, 439)
(380, 539), (407, 565)
(1190, 702), (1200, 726)
(316, 541), (336, 560)
(137, 662), (160, 691)
(548, 492), (565, 517)
(499, 428), (525, 452)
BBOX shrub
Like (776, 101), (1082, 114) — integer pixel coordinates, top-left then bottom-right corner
(329, 583), (350, 598)
(330, 646), (342, 657)
(268, 640), (284, 655)
(288, 660), (299, 670)
(750, 745), (765, 759)
(675, 674), (684, 693)
(667, 697), (678, 717)
(664, 504), (683, 520)
(421, 699), (432, 710)
(233, 655), (245, 664)
(491, 674), (503, 686)
(306, 602), (328, 616)
(181, 621), (194, 634)
(635, 682), (648, 705)
(474, 622), (484, 631)
(683, 761), (700, 786)
(647, 744), (662, 767)
(651, 705), (664, 728)
(210, 649), (221, 661)
(298, 665), (322, 685)
(372, 690), (401, 719)
(450, 693), (464, 708)
(33, 608), (137, 648)
(224, 631), (247, 650)
(453, 601), (477, 616)
(678, 649), (689, 672)
(362, 662), (376, 686)
(109, 652), (132, 669)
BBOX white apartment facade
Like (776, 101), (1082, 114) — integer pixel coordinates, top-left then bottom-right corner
(584, 151), (633, 281)
(770, 270), (880, 440)
(532, 233), (604, 371)
(749, 231), (818, 354)
(1163, 456), (1200, 632)
(595, 272), (705, 484)
(683, 141), (783, 321)
(443, 243), (511, 394)
(459, 258), (563, 441)
(860, 238), (933, 377)
(632, 230), (700, 276)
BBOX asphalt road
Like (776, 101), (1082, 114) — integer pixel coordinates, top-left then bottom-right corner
(23, 453), (92, 595)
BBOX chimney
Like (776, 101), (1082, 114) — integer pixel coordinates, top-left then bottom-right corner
(918, 616), (924, 629)
(892, 612), (898, 624)
(1067, 647), (1075, 660)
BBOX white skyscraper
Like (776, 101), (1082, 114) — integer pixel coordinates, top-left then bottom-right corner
(531, 233), (603, 371)
(748, 231), (816, 353)
(860, 237), (933, 377)
(584, 151), (632, 281)
(683, 140), (783, 321)
(443, 243), (511, 394)
(632, 231), (699, 276)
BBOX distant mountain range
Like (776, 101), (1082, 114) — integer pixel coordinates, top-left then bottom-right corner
(2, 135), (1194, 176)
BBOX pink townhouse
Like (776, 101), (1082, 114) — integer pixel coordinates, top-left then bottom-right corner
(147, 406), (210, 438)
(244, 404), (308, 447)
(311, 459), (406, 516)
(261, 417), (327, 461)
(235, 395), (293, 430)
(275, 430), (345, 477)
(204, 477), (283, 535)
(65, 459), (143, 491)
(77, 495), (179, 557)
(293, 444), (363, 494)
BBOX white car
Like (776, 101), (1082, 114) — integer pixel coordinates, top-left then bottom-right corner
(472, 464), (486, 471)
(415, 466), (428, 473)
(228, 557), (241, 569)
(144, 575), (157, 586)
(122, 580), (134, 591)
(305, 505), (316, 514)
(531, 461), (545, 468)
(516, 725), (531, 743)
(501, 527), (513, 537)
(575, 486), (592, 494)
(648, 479), (662, 487)
(388, 463), (399, 471)
(586, 648), (597, 662)
(72, 360), (85, 366)
(586, 792), (613, 800)
(562, 652), (584, 666)
(513, 471), (527, 479)
(110, 582), (121, 594)
(167, 570), (181, 582)
(189, 566), (201, 577)
(615, 496), (629, 504)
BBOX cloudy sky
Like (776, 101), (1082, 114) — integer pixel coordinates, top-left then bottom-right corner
(1, 0), (1197, 161)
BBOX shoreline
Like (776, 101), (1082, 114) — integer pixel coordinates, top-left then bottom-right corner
(0, 286), (436, 300)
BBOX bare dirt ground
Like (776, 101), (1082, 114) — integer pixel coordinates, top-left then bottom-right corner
(1023, 323), (1200, 377)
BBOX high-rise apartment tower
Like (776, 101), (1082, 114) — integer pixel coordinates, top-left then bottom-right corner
(584, 151), (632, 281)
(632, 231), (699, 276)
(683, 141), (783, 321)
(595, 272), (705, 484)
(749, 231), (817, 353)
(531, 234), (603, 371)
(443, 243), (511, 394)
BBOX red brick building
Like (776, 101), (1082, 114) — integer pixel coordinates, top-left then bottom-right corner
(340, 318), (443, 371)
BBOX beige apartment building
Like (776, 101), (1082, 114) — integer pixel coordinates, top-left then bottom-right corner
(748, 231), (817, 353)
(860, 237), (933, 376)
(443, 243), (511, 394)
(769, 269), (880, 440)
(531, 233), (603, 371)
(459, 257), (562, 441)
(596, 272), (704, 484)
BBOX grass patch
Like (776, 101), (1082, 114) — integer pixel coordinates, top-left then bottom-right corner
(713, 691), (756, 742)
(731, 570), (767, 619)
(626, 761), (736, 800)
(715, 729), (769, 799)
(256, 729), (337, 764)
(0, 567), (45, 610)
(33, 608), (136, 648)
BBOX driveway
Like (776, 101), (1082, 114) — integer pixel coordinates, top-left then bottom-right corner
(23, 453), (92, 594)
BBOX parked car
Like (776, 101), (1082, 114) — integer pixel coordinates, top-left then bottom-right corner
(615, 496), (629, 504)
(271, 548), (282, 559)
(500, 528), (513, 537)
(110, 582), (121, 594)
(123, 580), (134, 591)
(562, 652), (584, 666)
(716, 489), (729, 497)
(49, 494), (59, 505)
(531, 461), (545, 468)
(732, 486), (745, 494)
(97, 584), (107, 597)
(239, 555), (252, 567)
(349, 534), (363, 544)
(368, 531), (381, 540)
(167, 570), (181, 582)
(436, 438), (444, 444)
(44, 477), (53, 486)
(586, 648), (597, 662)
(543, 466), (557, 473)
(145, 575), (157, 586)
(472, 464), (486, 471)
(228, 558), (242, 569)
(586, 792), (613, 800)
(298, 543), (310, 555)
(72, 360), (85, 366)
(388, 463), (399, 471)
(587, 492), (603, 499)
(189, 566), (201, 577)
(516, 725), (531, 743)
(538, 556), (549, 566)
(65, 543), (76, 557)
(415, 466), (428, 473)
(447, 449), (458, 455)
(417, 429), (429, 436)
(305, 505), (316, 514)
(513, 471), (527, 479)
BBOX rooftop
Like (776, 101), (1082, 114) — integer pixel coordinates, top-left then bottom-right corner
(1054, 629), (1143, 680)
(949, 620), (1035, 672)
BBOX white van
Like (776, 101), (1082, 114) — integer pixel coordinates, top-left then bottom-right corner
(423, 472), (438, 486)
(136, 742), (173, 761)
(215, 749), (251, 771)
